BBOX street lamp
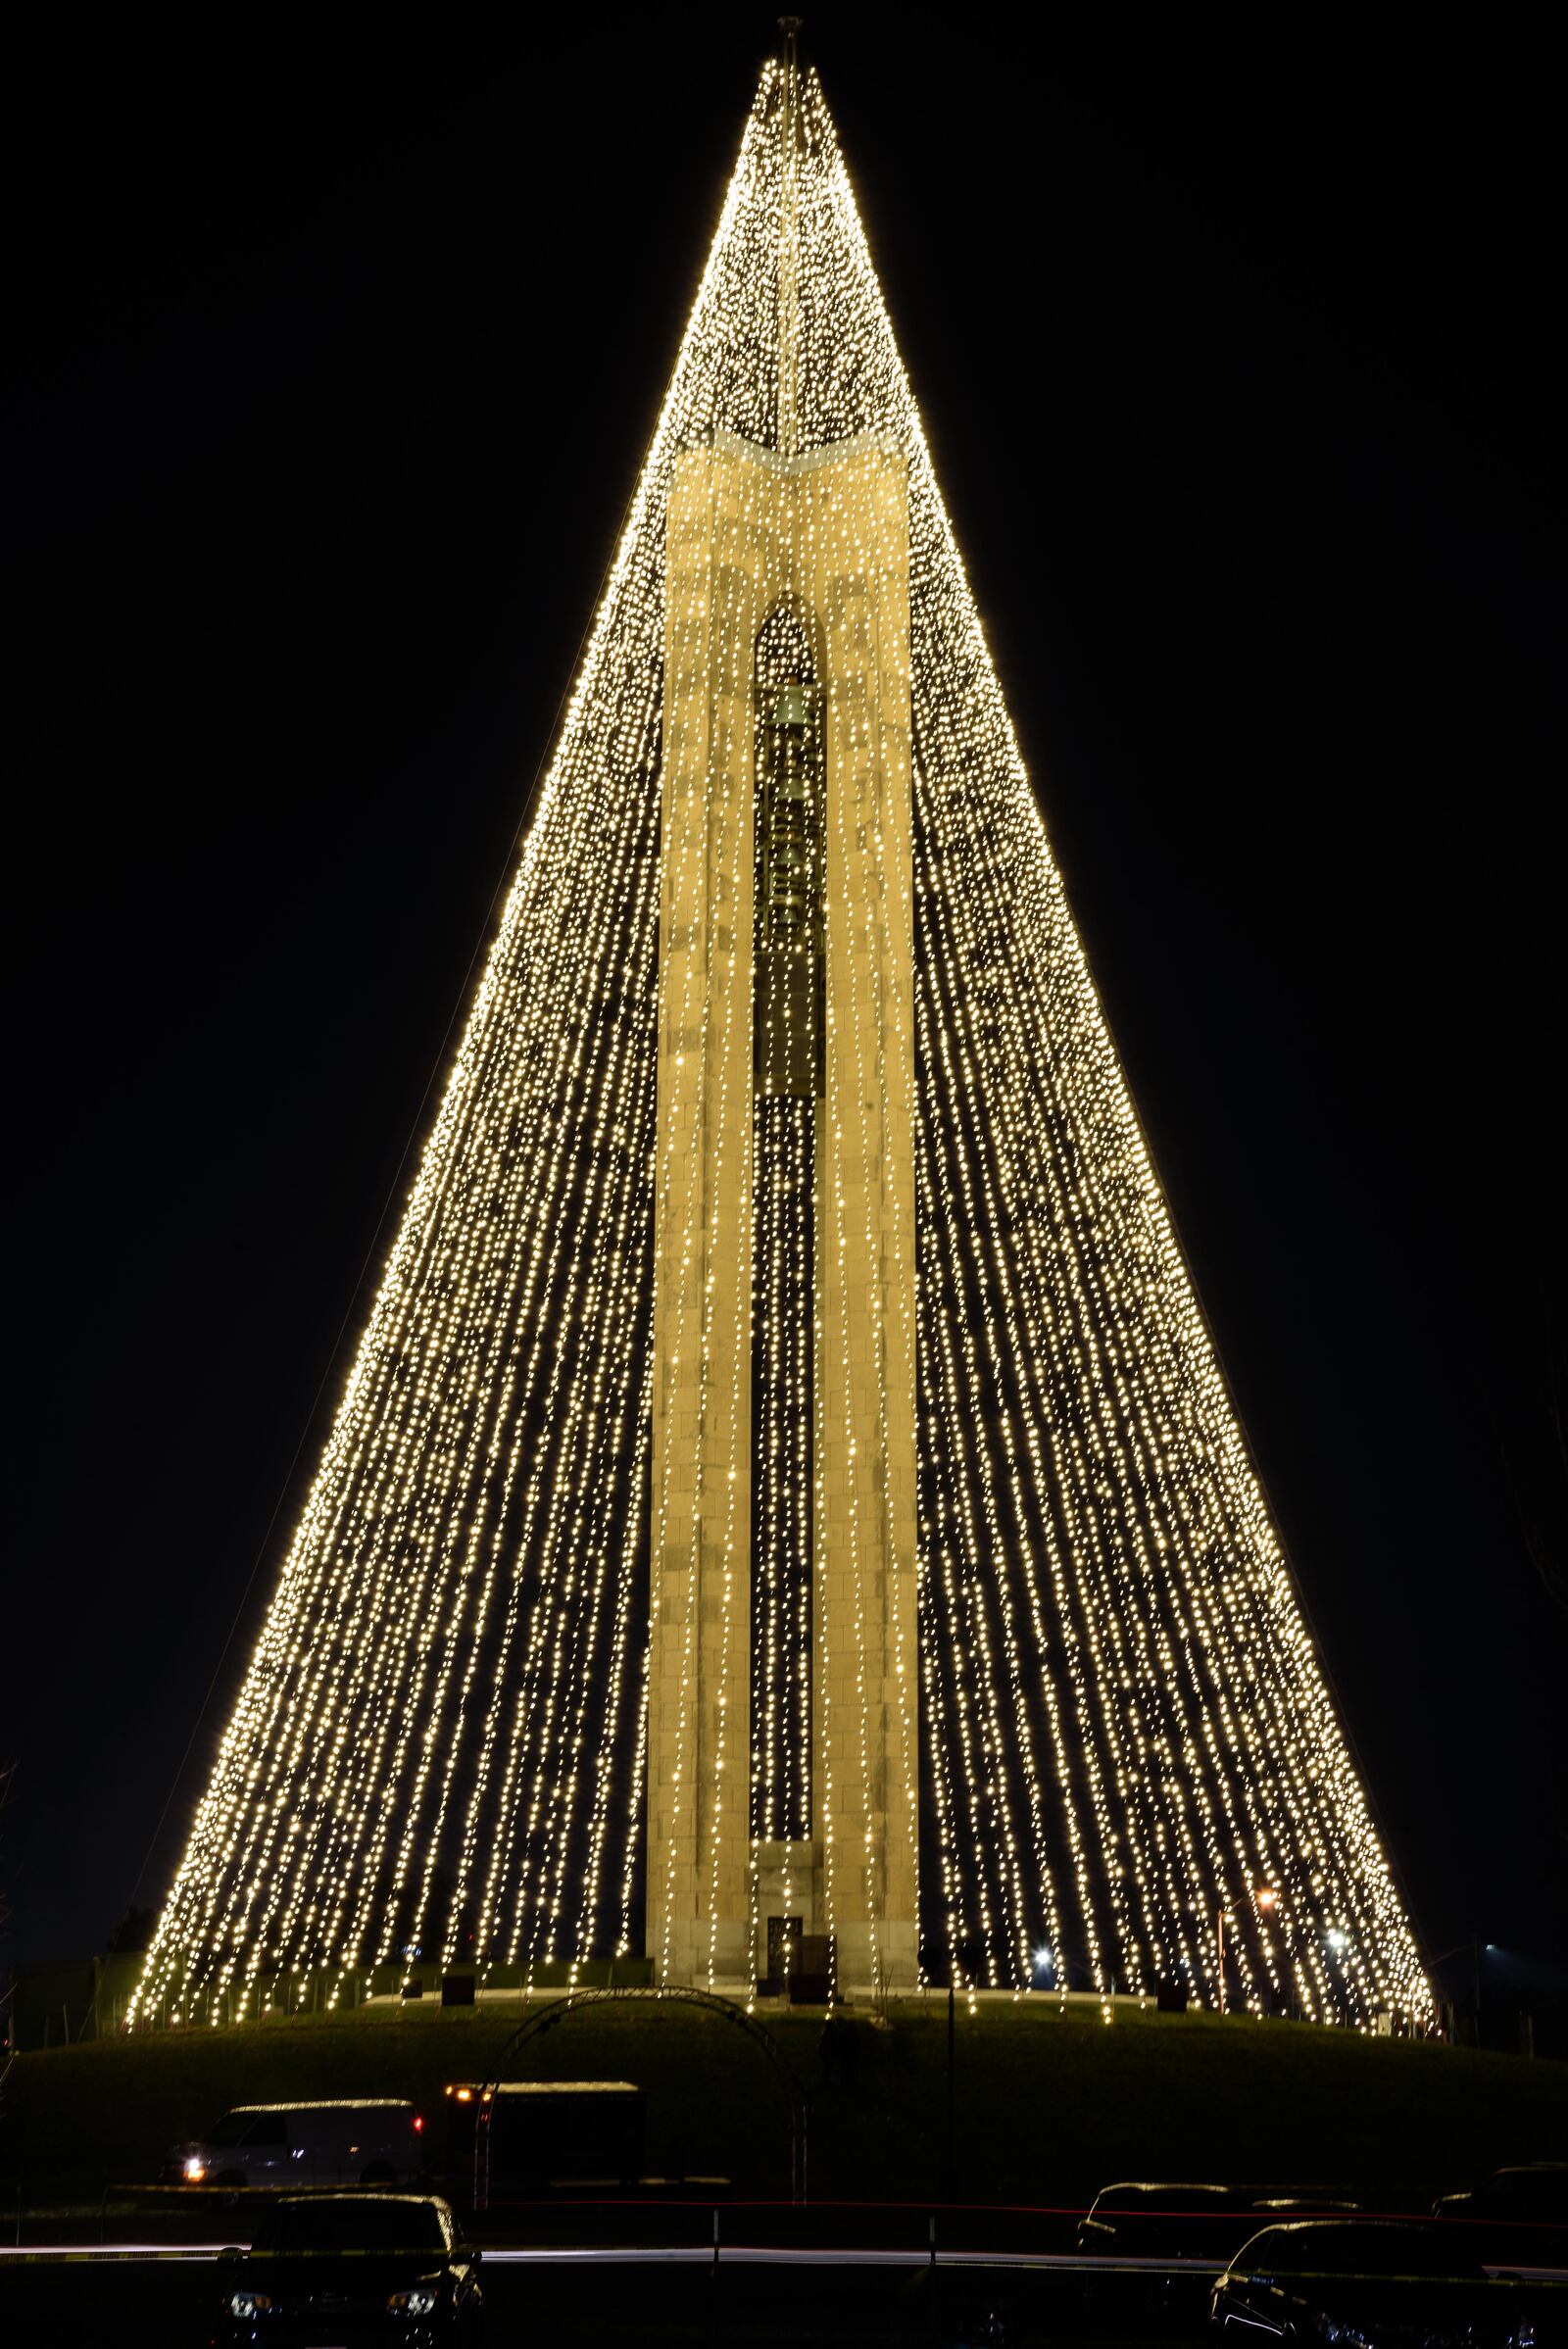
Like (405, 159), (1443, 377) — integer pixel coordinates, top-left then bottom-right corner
(1428, 1936), (1488, 2035)
(1219, 1888), (1282, 2015)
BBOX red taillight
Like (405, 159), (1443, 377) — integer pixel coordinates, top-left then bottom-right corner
(413, 2115), (424, 2132)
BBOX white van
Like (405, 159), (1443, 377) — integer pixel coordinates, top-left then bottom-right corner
(167, 2098), (425, 2188)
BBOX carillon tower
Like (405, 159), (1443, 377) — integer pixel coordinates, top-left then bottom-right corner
(133, 26), (1432, 2039)
(647, 34), (917, 1993)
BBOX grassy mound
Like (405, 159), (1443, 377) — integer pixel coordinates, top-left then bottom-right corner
(3, 1996), (1562, 2213)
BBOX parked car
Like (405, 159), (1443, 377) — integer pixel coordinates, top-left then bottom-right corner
(165, 2098), (425, 2188)
(1077, 2180), (1361, 2265)
(474, 2079), (645, 2203)
(214, 2193), (481, 2344)
(1433, 2161), (1568, 2273)
(1209, 2219), (1533, 2343)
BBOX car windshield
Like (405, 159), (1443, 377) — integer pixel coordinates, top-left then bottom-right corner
(1481, 2171), (1567, 2222)
(1237, 2224), (1484, 2278)
(206, 2115), (251, 2148)
(253, 2199), (448, 2254)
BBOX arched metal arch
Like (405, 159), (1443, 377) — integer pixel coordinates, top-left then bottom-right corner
(476, 1984), (808, 2205)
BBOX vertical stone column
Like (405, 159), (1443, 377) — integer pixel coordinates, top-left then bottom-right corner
(806, 445), (918, 1991)
(649, 445), (765, 1985)
(650, 434), (914, 1992)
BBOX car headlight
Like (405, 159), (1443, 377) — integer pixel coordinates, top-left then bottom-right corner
(184, 2157), (207, 2180)
(228, 2289), (272, 2316)
(387, 2284), (439, 2315)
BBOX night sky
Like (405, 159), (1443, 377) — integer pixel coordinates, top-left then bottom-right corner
(10, 15), (1563, 1987)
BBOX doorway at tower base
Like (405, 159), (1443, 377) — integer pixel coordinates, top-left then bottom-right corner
(754, 1838), (828, 1996)
(645, 1841), (919, 1997)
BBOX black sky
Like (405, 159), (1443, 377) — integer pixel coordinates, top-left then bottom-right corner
(8, 13), (1564, 1983)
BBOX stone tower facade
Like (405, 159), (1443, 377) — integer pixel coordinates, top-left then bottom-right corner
(648, 428), (917, 1992)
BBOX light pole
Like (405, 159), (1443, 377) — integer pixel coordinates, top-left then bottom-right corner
(945, 1978), (956, 2197)
(1220, 1887), (1280, 2016)
(1254, 1885), (1281, 2015)
(1427, 1937), (1487, 2043)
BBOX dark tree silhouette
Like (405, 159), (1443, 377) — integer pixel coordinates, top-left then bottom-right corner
(107, 1903), (159, 1955)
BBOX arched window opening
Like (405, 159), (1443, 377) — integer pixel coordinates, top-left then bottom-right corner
(751, 603), (824, 1846)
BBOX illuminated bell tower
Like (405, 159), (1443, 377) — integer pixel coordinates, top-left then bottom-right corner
(647, 25), (916, 1997)
(129, 35), (1434, 2037)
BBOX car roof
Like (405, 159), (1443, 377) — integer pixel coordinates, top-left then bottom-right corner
(1089, 2181), (1245, 2203)
(489, 2080), (641, 2095)
(1088, 2180), (1345, 2208)
(222, 2099), (413, 2114)
(272, 2193), (449, 2210)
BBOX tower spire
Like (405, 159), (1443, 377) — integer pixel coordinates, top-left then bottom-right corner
(778, 18), (803, 456)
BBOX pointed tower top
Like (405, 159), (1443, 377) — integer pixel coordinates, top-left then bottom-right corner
(776, 19), (804, 457)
